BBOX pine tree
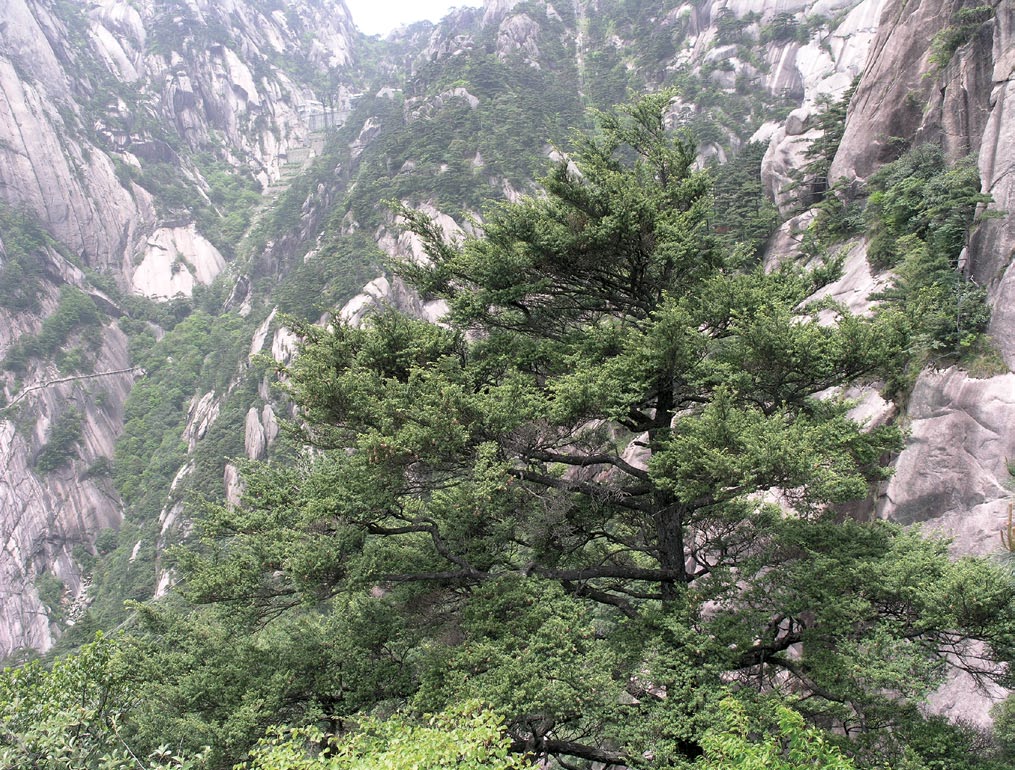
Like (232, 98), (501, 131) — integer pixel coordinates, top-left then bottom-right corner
(180, 95), (1015, 769)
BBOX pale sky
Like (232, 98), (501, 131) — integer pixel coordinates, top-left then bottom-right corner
(344, 0), (485, 36)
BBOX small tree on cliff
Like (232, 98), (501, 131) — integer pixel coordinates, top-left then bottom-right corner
(183, 95), (1015, 768)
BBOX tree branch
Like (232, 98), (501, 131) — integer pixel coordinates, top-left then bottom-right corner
(525, 448), (650, 480)
(559, 580), (639, 619)
(508, 468), (651, 512)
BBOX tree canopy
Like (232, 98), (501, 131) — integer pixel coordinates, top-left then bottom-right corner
(170, 95), (1015, 769)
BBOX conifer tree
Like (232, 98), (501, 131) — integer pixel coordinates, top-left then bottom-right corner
(182, 95), (1015, 768)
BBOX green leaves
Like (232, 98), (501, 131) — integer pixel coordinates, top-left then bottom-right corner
(242, 702), (532, 770)
(652, 388), (899, 513)
(121, 94), (1015, 770)
(696, 699), (855, 770)
(0, 633), (210, 770)
(865, 145), (992, 367)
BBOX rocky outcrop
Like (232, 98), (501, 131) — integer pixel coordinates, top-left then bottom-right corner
(0, 3), (151, 270)
(131, 226), (226, 300)
(968, 4), (1015, 366)
(0, 314), (134, 656)
(341, 204), (461, 326)
(758, 0), (888, 214)
(0, 0), (357, 283)
(880, 368), (1015, 554)
(818, 0), (1014, 563)
(0, 0), (358, 656)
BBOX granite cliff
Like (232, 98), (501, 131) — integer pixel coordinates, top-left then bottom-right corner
(0, 0), (358, 655)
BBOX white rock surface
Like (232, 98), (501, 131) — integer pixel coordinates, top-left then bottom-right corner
(757, 0), (886, 213)
(879, 369), (1015, 555)
(0, 314), (134, 657)
(131, 226), (227, 300)
(810, 239), (891, 316)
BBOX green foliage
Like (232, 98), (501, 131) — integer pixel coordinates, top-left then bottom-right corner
(3, 286), (104, 374)
(94, 529), (119, 555)
(866, 144), (993, 364)
(342, 57), (584, 231)
(0, 204), (51, 312)
(35, 571), (66, 622)
(36, 408), (84, 473)
(194, 157), (263, 260)
(929, 4), (995, 70)
(241, 702), (532, 770)
(713, 9), (759, 45)
(696, 698), (855, 769)
(116, 153), (261, 261)
(0, 633), (210, 770)
(114, 310), (250, 521)
(68, 523), (157, 640)
(793, 79), (857, 213)
(866, 144), (986, 271)
(94, 596), (422, 768)
(758, 12), (810, 45)
(711, 141), (779, 258)
(165, 97), (1015, 770)
(582, 0), (684, 99)
(270, 232), (382, 322)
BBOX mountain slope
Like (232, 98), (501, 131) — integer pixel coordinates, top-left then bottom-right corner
(0, 0), (360, 656)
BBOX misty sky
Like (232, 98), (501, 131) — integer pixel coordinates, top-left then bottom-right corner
(344, 0), (485, 36)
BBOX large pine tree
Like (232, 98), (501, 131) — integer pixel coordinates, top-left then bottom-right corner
(180, 96), (1015, 768)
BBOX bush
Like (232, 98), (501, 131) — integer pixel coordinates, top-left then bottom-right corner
(929, 4), (995, 70)
(3, 286), (104, 374)
(35, 409), (83, 473)
(0, 205), (51, 312)
(866, 145), (994, 369)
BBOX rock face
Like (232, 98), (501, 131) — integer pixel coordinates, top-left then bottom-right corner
(0, 0), (358, 658)
(0, 271), (135, 654)
(131, 226), (226, 300)
(793, 0), (1015, 723)
(0, 1), (150, 271)
(758, 0), (888, 214)
(882, 369), (1015, 554)
(820, 0), (1014, 551)
(0, 0), (356, 278)
(971, 5), (1015, 367)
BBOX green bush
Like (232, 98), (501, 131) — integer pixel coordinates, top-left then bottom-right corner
(0, 205), (51, 312)
(929, 4), (995, 70)
(35, 409), (84, 473)
(866, 144), (994, 370)
(34, 571), (65, 621)
(3, 286), (104, 374)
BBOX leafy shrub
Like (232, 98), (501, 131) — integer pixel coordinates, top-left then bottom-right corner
(929, 4), (995, 70)
(866, 144), (987, 271)
(0, 205), (51, 312)
(34, 571), (65, 619)
(35, 408), (84, 473)
(866, 144), (994, 367)
(3, 286), (104, 374)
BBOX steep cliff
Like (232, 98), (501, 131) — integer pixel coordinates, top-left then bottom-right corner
(824, 0), (1011, 565)
(0, 0), (360, 657)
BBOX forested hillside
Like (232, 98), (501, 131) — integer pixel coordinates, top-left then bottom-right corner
(2, 0), (1015, 768)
